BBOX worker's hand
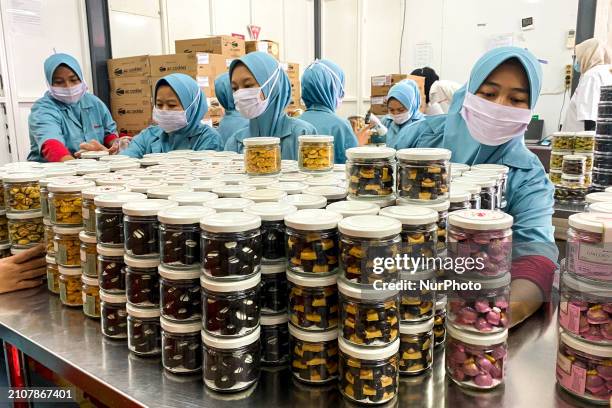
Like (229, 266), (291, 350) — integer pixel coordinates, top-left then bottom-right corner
(77, 139), (118, 156)
(60, 155), (74, 162)
(356, 123), (374, 146)
(0, 244), (46, 294)
(509, 279), (543, 328)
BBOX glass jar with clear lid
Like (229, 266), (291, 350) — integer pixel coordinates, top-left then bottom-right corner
(552, 132), (575, 150)
(326, 200), (380, 217)
(202, 326), (260, 392)
(567, 213), (612, 282)
(398, 269), (436, 322)
(470, 164), (509, 205)
(298, 135), (334, 173)
(259, 263), (288, 314)
(458, 176), (497, 210)
(125, 255), (160, 307)
(451, 182), (481, 209)
(95, 192), (146, 247)
(562, 155), (587, 176)
(396, 148), (451, 203)
(48, 178), (94, 226)
(574, 131), (596, 153)
(40, 174), (76, 219)
(447, 209), (513, 278)
(79, 231), (97, 278)
(338, 277), (399, 346)
(287, 270), (338, 331)
(244, 137), (281, 176)
(201, 212), (262, 279)
(123, 199), (176, 258)
(82, 185), (127, 235)
(279, 193), (327, 210)
(260, 314), (290, 365)
(3, 173), (42, 212)
(338, 337), (399, 404)
(562, 173), (586, 188)
(201, 272), (261, 337)
(59, 266), (83, 307)
(81, 275), (100, 319)
(289, 324), (338, 384)
(398, 200), (448, 253)
(161, 318), (202, 374)
(127, 303), (161, 356)
(7, 211), (44, 248)
(159, 265), (201, 322)
(245, 202), (297, 263)
(338, 214), (401, 285)
(346, 146), (396, 198)
(97, 245), (126, 293)
(100, 290), (128, 339)
(399, 318), (434, 375)
(445, 325), (508, 389)
(465, 170), (504, 209)
(449, 189), (471, 212)
(46, 254), (60, 294)
(285, 209), (343, 275)
(53, 225), (82, 267)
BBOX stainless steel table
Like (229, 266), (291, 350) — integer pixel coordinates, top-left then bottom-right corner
(0, 288), (590, 408)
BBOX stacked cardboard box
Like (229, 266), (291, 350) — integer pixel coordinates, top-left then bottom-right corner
(175, 36), (245, 58)
(245, 40), (280, 60)
(370, 74), (426, 116)
(282, 62), (302, 109)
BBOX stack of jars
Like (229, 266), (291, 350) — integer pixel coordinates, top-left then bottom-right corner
(468, 163), (510, 209)
(595, 87), (612, 191)
(345, 146), (398, 210)
(445, 209), (513, 390)
(0, 173), (10, 258)
(557, 211), (612, 403)
(200, 211), (263, 391)
(550, 131), (595, 203)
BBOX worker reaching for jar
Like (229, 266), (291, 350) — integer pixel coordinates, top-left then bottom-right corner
(214, 72), (249, 145)
(27, 53), (118, 162)
(395, 46), (559, 327)
(0, 245), (46, 294)
(224, 52), (317, 159)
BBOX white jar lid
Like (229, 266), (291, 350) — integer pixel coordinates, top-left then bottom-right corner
(40, 176), (81, 188)
(191, 169), (222, 179)
(346, 146), (396, 160)
(338, 215), (401, 238)
(304, 186), (347, 201)
(241, 188), (287, 203)
(449, 189), (471, 203)
(575, 131), (596, 138)
(348, 195), (397, 209)
(82, 185), (127, 200)
(158, 264), (200, 280)
(261, 313), (289, 325)
(80, 150), (110, 159)
(124, 255), (160, 268)
(289, 324), (338, 342)
(398, 200), (449, 213)
(261, 262), (286, 275)
(399, 318), (435, 334)
(299, 135), (333, 143)
(168, 191), (218, 206)
(45, 254), (56, 264)
(99, 154), (133, 162)
(241, 177), (279, 188)
(446, 324), (508, 346)
(470, 164), (509, 174)
(458, 175), (497, 187)
(96, 245), (124, 257)
(568, 212), (612, 236)
(591, 202), (612, 213)
(166, 175), (197, 186)
(448, 209), (513, 230)
(379, 205), (438, 225)
(551, 150), (572, 156)
(127, 303), (161, 318)
(75, 164), (111, 175)
(3, 172), (41, 182)
(451, 182), (480, 195)
(200, 212), (261, 233)
(81, 274), (99, 286)
(562, 154), (587, 162)
(451, 163), (470, 172)
(122, 199), (176, 216)
(338, 337), (399, 360)
(286, 269), (337, 287)
(205, 198), (255, 212)
(94, 192), (146, 207)
(304, 175), (339, 187)
(280, 194), (327, 210)
(160, 317), (201, 334)
(43, 167), (77, 178)
(147, 185), (194, 199)
(200, 272), (261, 292)
(268, 182), (308, 195)
(126, 180), (164, 193)
(337, 276), (398, 299)
(562, 272), (612, 295)
(585, 192), (612, 204)
(190, 180), (226, 192)
(284, 208), (342, 230)
(53, 225), (83, 235)
(212, 184), (255, 198)
(218, 174), (249, 185)
(158, 205), (215, 225)
(326, 200), (380, 217)
(109, 160), (141, 171)
(202, 326), (260, 349)
(397, 147), (451, 161)
(278, 173), (309, 182)
(243, 136), (280, 146)
(560, 330), (612, 358)
(7, 211), (43, 220)
(96, 175), (137, 186)
(607, 187), (612, 193)
(244, 202), (297, 221)
(334, 163), (345, 172)
(58, 266), (82, 276)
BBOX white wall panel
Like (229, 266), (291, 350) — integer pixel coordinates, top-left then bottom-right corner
(252, 0), (285, 59)
(283, 0), (315, 72)
(211, 0), (250, 37)
(109, 11), (163, 57)
(164, 0), (211, 53)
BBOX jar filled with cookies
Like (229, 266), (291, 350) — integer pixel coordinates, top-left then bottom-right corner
(397, 148), (451, 203)
(244, 137), (281, 176)
(53, 226), (83, 267)
(7, 211), (44, 248)
(48, 179), (95, 226)
(298, 136), (334, 173)
(3, 173), (41, 212)
(59, 266), (83, 307)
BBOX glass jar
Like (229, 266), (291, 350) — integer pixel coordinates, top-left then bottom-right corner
(549, 170), (562, 185)
(575, 152), (594, 173)
(245, 202), (297, 263)
(127, 303), (161, 356)
(123, 199), (176, 258)
(260, 314), (290, 365)
(399, 318), (434, 375)
(451, 163), (470, 178)
(95, 192), (146, 247)
(594, 152), (612, 170)
(447, 210), (513, 278)
(326, 200), (380, 217)
(562, 174), (586, 188)
(43, 218), (54, 255)
(449, 190), (472, 212)
(100, 290), (128, 339)
(287, 271), (338, 331)
(260, 263), (288, 314)
(0, 243), (9, 259)
(97, 245), (126, 293)
(53, 225), (82, 267)
(81, 275), (100, 319)
(279, 193), (327, 210)
(396, 148), (451, 203)
(125, 255), (160, 307)
(459, 176), (497, 210)
(82, 185), (127, 235)
(398, 269), (436, 322)
(562, 155), (587, 176)
(379, 205), (438, 272)
(346, 146), (396, 198)
(552, 132), (575, 151)
(574, 131), (596, 152)
(202, 326), (261, 391)
(161, 318), (202, 374)
(0, 209), (8, 244)
(434, 295), (447, 346)
(46, 254), (60, 294)
(551, 150), (571, 171)
(201, 212), (262, 279)
(338, 215), (401, 284)
(445, 325), (508, 389)
(555, 185), (588, 203)
(159, 265), (201, 322)
(7, 211), (44, 248)
(451, 182), (481, 209)
(399, 200), (449, 253)
(79, 231), (97, 278)
(593, 168), (612, 187)
(447, 273), (510, 333)
(470, 164), (509, 204)
(3, 173), (41, 212)
(48, 179), (94, 226)
(206, 197), (255, 213)
(285, 209), (343, 275)
(338, 277), (399, 346)
(201, 273), (260, 337)
(557, 330), (612, 403)
(298, 136), (334, 173)
(240, 188), (287, 203)
(338, 337), (399, 404)
(468, 170), (505, 209)
(244, 137), (281, 176)
(212, 184), (256, 199)
(567, 213), (612, 282)
(58, 266), (83, 307)
(289, 324), (338, 384)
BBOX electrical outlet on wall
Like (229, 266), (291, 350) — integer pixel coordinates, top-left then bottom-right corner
(565, 64), (573, 89)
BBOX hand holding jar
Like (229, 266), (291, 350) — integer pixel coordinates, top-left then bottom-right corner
(0, 244), (46, 294)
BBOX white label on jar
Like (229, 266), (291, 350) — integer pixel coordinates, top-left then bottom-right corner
(80, 247), (87, 263)
(82, 207), (89, 220)
(576, 242), (612, 267)
(557, 353), (587, 395)
(54, 241), (59, 252)
(59, 282), (67, 303)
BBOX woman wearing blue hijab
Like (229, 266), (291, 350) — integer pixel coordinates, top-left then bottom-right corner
(396, 47), (558, 326)
(299, 59), (357, 163)
(28, 53), (117, 162)
(224, 52), (316, 159)
(214, 72), (248, 145)
(382, 79), (424, 148)
(121, 73), (222, 158)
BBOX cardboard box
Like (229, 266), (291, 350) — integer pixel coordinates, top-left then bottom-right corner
(107, 55), (150, 79)
(245, 40), (280, 60)
(370, 74), (426, 113)
(115, 117), (151, 137)
(109, 77), (151, 100)
(370, 95), (388, 115)
(110, 97), (152, 126)
(195, 75), (216, 98)
(149, 53), (227, 79)
(175, 36), (245, 58)
(281, 62), (300, 80)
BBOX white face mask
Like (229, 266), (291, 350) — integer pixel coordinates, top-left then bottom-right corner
(391, 111), (411, 125)
(234, 67), (281, 119)
(153, 92), (200, 133)
(49, 82), (87, 104)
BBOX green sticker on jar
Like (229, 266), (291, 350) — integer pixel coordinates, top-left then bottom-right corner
(59, 282), (67, 303)
(84, 294), (98, 317)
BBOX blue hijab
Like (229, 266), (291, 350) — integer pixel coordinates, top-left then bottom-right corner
(44, 53), (83, 83)
(387, 79), (423, 122)
(301, 59), (345, 111)
(214, 72), (248, 144)
(215, 72), (236, 111)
